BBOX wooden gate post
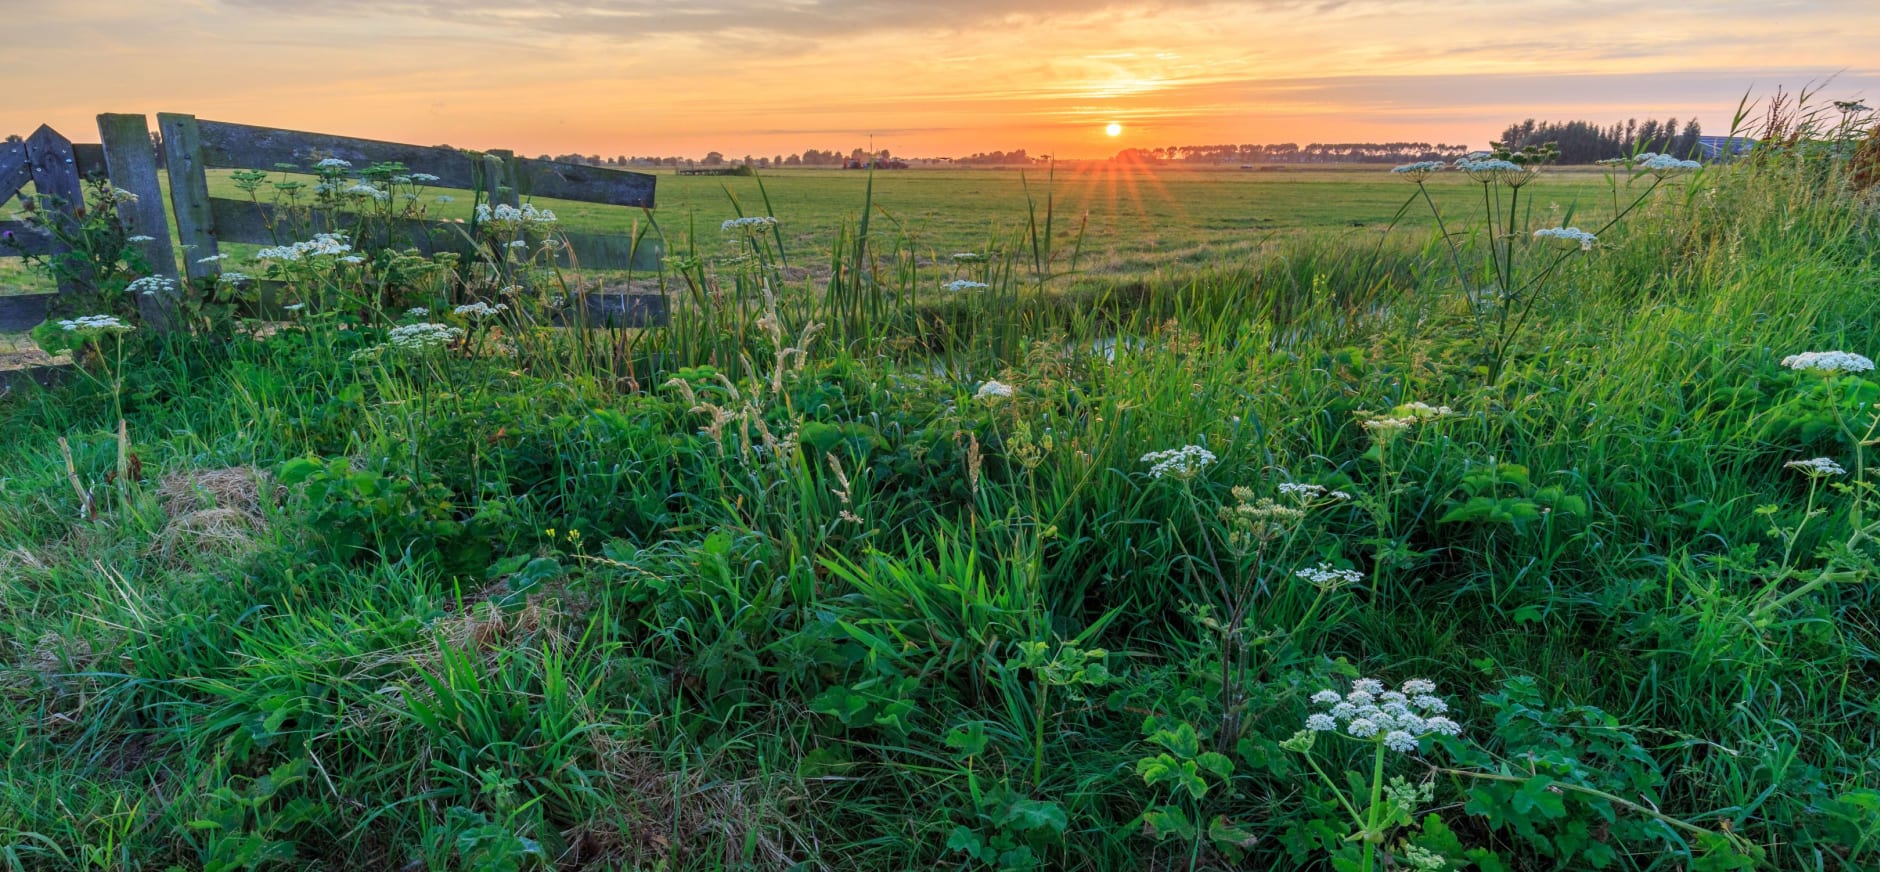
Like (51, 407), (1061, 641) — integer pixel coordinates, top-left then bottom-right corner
(156, 113), (220, 284)
(22, 124), (90, 299)
(98, 113), (181, 331)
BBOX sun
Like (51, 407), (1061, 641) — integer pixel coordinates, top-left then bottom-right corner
(1105, 122), (1123, 137)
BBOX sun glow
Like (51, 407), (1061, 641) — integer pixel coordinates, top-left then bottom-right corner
(1105, 122), (1123, 137)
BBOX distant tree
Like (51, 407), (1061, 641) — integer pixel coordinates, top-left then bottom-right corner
(702, 151), (724, 167)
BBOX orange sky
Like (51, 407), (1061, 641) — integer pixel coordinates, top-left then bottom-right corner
(3, 1), (1876, 160)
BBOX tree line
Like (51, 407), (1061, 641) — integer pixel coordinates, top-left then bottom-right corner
(1497, 117), (1704, 164)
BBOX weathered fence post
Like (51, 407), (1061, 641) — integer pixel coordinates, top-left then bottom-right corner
(156, 113), (220, 284)
(98, 113), (181, 330)
(23, 124), (90, 299)
(484, 149), (520, 208)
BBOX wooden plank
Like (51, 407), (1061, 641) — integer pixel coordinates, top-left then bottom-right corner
(0, 364), (71, 396)
(24, 125), (89, 296)
(509, 155), (654, 207)
(72, 143), (107, 178)
(98, 114), (181, 330)
(196, 118), (481, 187)
(192, 118), (655, 208)
(0, 221), (58, 257)
(0, 292), (55, 331)
(0, 139), (29, 202)
(205, 197), (661, 271)
(158, 113), (221, 281)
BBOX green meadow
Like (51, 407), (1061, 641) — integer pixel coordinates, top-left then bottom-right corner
(3, 122), (1879, 872)
(5, 166), (1617, 296)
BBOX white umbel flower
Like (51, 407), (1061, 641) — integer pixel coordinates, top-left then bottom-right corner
(1782, 351), (1874, 374)
(1141, 445), (1217, 480)
(975, 380), (1015, 400)
(58, 314), (133, 333)
(1785, 457), (1846, 477)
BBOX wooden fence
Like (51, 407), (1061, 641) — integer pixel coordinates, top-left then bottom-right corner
(1, 113), (665, 331)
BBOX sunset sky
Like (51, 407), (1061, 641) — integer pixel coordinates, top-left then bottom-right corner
(3, 0), (1876, 160)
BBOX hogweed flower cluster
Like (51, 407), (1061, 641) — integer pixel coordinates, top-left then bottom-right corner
(58, 314), (133, 334)
(949, 252), (985, 263)
(386, 322), (465, 351)
(945, 279), (990, 292)
(256, 232), (352, 262)
(453, 301), (508, 320)
(1295, 563), (1364, 591)
(1390, 161), (1445, 181)
(1782, 350), (1874, 375)
(1278, 482), (1353, 501)
(1533, 227), (1597, 251)
(127, 276), (177, 298)
(1303, 678), (1461, 752)
(975, 379), (1015, 401)
(1598, 152), (1702, 176)
(721, 215), (778, 233)
(1142, 445), (1217, 480)
(1786, 457), (1846, 478)
(476, 203), (558, 227)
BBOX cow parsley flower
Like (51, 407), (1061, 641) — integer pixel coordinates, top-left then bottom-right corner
(411, 173), (441, 183)
(1636, 153), (1702, 175)
(721, 215), (778, 232)
(315, 158), (353, 169)
(1534, 226), (1597, 251)
(1391, 160), (1445, 181)
(1786, 457), (1846, 477)
(283, 303), (306, 312)
(386, 322), (464, 351)
(950, 252), (985, 263)
(127, 276), (177, 297)
(453, 301), (508, 320)
(1782, 351), (1874, 374)
(126, 235), (155, 243)
(435, 195), (455, 204)
(220, 271), (252, 284)
(476, 203), (558, 226)
(108, 187), (139, 204)
(58, 314), (133, 333)
(255, 232), (351, 262)
(945, 279), (990, 292)
(405, 307), (430, 317)
(338, 255), (365, 265)
(1295, 563), (1363, 590)
(976, 379), (1015, 400)
(1278, 481), (1353, 502)
(1305, 677), (1460, 752)
(1141, 445), (1217, 480)
(343, 183), (390, 202)
(197, 254), (229, 264)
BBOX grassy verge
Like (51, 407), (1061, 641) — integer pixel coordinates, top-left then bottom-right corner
(1, 144), (1878, 871)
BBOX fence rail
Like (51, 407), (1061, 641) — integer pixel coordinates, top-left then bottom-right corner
(1, 113), (667, 332)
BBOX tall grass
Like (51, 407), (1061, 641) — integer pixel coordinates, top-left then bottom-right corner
(1, 96), (1878, 871)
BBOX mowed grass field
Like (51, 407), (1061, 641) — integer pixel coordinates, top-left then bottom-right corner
(3, 165), (1622, 297)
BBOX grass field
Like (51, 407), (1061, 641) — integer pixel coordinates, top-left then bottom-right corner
(4, 126), (1879, 871)
(5, 165), (1620, 297)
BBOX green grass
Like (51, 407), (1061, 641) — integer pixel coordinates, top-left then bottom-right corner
(4, 165), (1618, 299)
(2, 140), (1879, 871)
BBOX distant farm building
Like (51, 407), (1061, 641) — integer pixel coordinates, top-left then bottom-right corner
(1695, 136), (1757, 160)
